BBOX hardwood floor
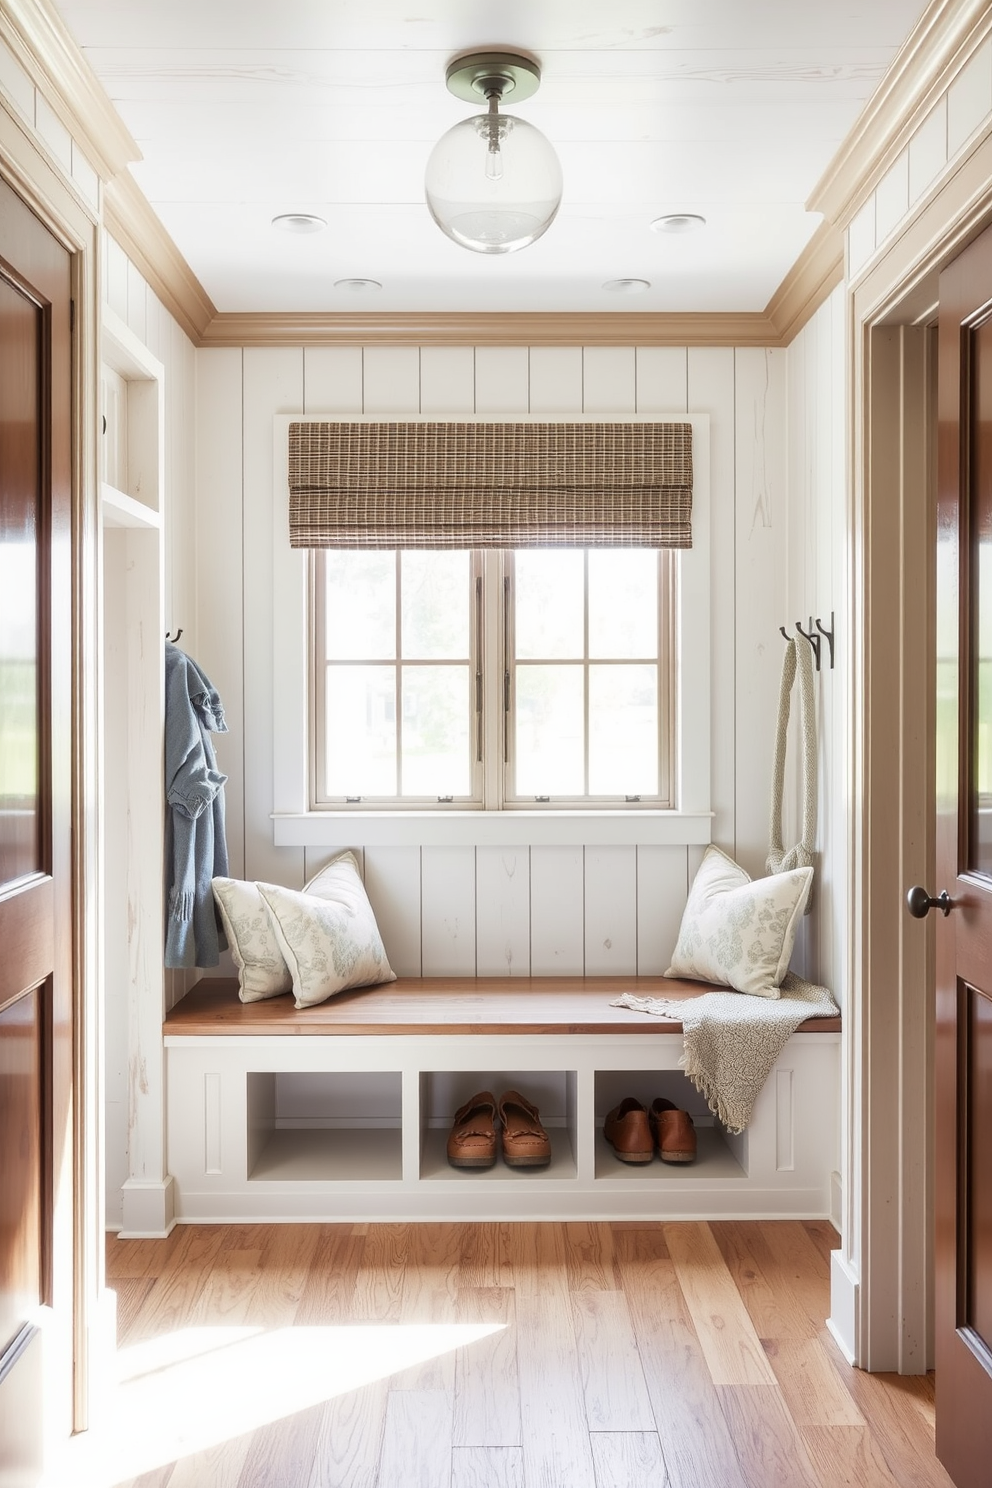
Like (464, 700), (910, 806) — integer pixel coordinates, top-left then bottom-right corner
(63, 1221), (955, 1488)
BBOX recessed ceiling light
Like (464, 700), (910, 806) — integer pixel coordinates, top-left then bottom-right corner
(602, 278), (651, 294)
(650, 213), (706, 234)
(334, 278), (383, 293)
(271, 213), (327, 234)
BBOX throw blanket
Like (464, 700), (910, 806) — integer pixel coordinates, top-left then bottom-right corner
(611, 972), (839, 1133)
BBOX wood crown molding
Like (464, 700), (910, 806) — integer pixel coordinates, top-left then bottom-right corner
(808, 0), (992, 228)
(197, 308), (786, 349)
(103, 172), (215, 345)
(766, 221), (844, 342)
(0, 0), (138, 181)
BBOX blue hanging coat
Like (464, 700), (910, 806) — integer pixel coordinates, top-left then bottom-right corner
(164, 641), (229, 967)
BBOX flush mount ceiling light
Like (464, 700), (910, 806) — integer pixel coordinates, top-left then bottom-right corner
(271, 212), (327, 234)
(424, 50), (563, 255)
(650, 213), (706, 234)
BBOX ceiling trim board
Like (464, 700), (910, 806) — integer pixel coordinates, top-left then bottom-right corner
(103, 172), (215, 344)
(766, 222), (845, 342)
(808, 0), (992, 228)
(0, 0), (138, 183)
(196, 309), (786, 350)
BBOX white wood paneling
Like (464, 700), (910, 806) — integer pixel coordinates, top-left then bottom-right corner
(243, 347), (306, 887)
(476, 847), (531, 976)
(365, 845), (423, 977)
(304, 345), (363, 412)
(196, 348), (247, 879)
(529, 348), (583, 413)
(688, 347), (736, 854)
(636, 845), (690, 974)
(734, 346), (787, 881)
(364, 346), (420, 412)
(421, 846), (477, 975)
(420, 347), (475, 414)
(530, 847), (584, 974)
(636, 347), (689, 413)
(584, 846), (637, 976)
(582, 348), (636, 413)
(475, 347), (529, 413)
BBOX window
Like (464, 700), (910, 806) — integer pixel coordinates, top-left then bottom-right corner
(310, 547), (676, 810)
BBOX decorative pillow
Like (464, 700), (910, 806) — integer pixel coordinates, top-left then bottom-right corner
(665, 845), (812, 999)
(257, 853), (396, 1008)
(211, 876), (293, 1002)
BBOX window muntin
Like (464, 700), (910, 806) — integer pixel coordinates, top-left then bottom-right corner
(311, 548), (675, 809)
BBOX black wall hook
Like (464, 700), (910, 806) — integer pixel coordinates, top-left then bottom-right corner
(780, 612), (835, 671)
(165, 628), (184, 643)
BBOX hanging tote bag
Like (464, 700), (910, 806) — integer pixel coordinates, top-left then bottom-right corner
(767, 636), (817, 876)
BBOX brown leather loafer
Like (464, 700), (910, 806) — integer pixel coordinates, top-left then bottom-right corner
(447, 1090), (498, 1168)
(497, 1090), (552, 1167)
(650, 1097), (697, 1164)
(604, 1098), (654, 1163)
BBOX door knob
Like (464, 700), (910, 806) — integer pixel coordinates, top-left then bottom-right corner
(906, 886), (953, 918)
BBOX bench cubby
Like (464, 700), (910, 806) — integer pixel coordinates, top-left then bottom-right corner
(163, 976), (840, 1225)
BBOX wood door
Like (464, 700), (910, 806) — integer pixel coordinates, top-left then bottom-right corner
(0, 179), (74, 1483)
(935, 223), (992, 1485)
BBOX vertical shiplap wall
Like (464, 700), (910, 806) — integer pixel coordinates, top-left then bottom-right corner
(190, 343), (838, 988)
(783, 287), (848, 1001)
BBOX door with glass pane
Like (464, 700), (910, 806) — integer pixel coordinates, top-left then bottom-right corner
(934, 223), (992, 1485)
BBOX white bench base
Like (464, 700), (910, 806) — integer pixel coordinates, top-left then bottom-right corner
(164, 1013), (840, 1227)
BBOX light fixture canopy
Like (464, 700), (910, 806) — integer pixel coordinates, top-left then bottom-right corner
(425, 50), (562, 255)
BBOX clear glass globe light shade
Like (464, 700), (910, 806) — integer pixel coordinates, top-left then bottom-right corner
(425, 112), (563, 254)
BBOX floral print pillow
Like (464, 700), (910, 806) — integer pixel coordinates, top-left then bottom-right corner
(665, 845), (812, 998)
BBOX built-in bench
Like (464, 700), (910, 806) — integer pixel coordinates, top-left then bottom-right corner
(163, 975), (841, 1225)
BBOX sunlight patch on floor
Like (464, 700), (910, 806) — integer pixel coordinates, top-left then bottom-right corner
(40, 1321), (503, 1487)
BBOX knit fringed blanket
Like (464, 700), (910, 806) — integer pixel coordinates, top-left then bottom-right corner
(610, 972), (839, 1133)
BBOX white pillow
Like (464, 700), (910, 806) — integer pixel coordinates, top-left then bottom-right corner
(665, 845), (812, 999)
(211, 876), (293, 1002)
(257, 854), (396, 1008)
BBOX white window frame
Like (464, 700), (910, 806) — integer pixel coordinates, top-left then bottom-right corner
(271, 413), (712, 849)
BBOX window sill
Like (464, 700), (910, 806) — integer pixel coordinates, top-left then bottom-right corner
(271, 810), (713, 849)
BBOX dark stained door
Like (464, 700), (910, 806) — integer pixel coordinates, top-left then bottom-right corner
(935, 223), (992, 1485)
(0, 178), (74, 1483)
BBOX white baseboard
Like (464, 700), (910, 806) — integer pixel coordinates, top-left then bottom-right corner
(828, 1249), (859, 1364)
(119, 1176), (176, 1239)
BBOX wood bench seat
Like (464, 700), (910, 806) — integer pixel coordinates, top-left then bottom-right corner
(164, 974), (841, 1038)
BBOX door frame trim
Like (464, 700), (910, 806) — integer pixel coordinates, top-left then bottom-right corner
(838, 129), (992, 1371)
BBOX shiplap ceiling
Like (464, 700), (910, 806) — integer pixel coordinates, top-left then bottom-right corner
(52, 0), (925, 315)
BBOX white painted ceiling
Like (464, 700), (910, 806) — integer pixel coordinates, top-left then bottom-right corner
(51, 0), (926, 315)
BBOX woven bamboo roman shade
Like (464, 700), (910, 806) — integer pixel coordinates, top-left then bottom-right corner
(287, 420), (693, 549)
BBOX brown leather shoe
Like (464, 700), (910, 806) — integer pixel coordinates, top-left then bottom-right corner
(650, 1097), (697, 1164)
(447, 1090), (498, 1168)
(604, 1098), (654, 1163)
(497, 1090), (552, 1167)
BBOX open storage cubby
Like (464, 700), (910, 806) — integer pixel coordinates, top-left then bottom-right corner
(419, 1069), (577, 1182)
(247, 1071), (403, 1182)
(592, 1068), (746, 1183)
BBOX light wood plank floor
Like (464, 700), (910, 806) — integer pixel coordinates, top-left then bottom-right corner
(67, 1221), (956, 1488)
